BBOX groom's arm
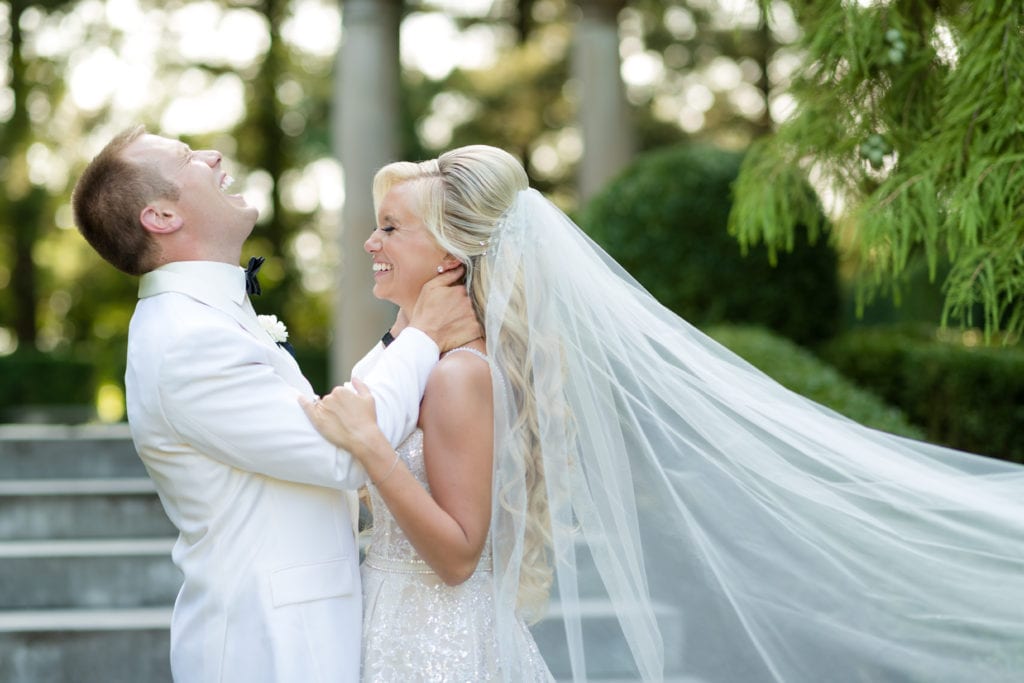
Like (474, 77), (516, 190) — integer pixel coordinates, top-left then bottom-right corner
(153, 315), (368, 490)
(357, 327), (438, 447)
(352, 266), (481, 446)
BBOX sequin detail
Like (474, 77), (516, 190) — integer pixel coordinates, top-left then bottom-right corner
(361, 429), (552, 682)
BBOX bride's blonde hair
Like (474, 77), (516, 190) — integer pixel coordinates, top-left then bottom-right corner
(373, 146), (553, 619)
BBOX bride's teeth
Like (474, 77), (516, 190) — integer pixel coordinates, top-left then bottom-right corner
(373, 263), (392, 272)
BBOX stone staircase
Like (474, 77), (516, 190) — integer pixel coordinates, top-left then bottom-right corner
(0, 423), (690, 682)
(0, 424), (177, 683)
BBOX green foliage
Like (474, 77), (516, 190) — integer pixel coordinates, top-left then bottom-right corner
(734, 1), (1024, 341)
(429, 22), (576, 197)
(292, 346), (329, 396)
(704, 324), (923, 439)
(821, 325), (1024, 463)
(0, 349), (96, 422)
(581, 143), (839, 345)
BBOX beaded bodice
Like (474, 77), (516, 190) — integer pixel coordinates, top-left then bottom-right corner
(364, 429), (493, 573)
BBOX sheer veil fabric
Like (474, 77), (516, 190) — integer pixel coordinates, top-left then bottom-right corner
(483, 189), (1024, 682)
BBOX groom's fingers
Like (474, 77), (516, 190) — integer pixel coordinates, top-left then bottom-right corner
(350, 377), (372, 398)
(298, 394), (321, 420)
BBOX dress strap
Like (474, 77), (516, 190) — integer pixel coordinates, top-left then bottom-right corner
(442, 346), (488, 362)
(441, 345), (508, 398)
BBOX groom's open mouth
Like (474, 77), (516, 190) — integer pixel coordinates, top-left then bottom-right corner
(219, 173), (250, 206)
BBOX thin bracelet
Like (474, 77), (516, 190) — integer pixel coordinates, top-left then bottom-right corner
(372, 451), (401, 487)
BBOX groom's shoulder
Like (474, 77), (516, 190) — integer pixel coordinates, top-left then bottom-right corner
(130, 292), (240, 344)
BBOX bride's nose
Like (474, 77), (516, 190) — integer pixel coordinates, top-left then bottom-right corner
(365, 231), (381, 253)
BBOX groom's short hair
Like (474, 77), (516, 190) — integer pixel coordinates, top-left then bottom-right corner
(72, 125), (179, 276)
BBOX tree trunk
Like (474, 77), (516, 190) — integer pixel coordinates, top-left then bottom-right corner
(330, 0), (402, 382)
(573, 0), (634, 202)
(3, 0), (39, 346)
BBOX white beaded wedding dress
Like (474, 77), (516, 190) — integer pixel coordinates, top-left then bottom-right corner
(358, 353), (553, 682)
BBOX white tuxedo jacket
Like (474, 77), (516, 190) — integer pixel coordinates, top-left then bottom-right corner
(125, 261), (436, 683)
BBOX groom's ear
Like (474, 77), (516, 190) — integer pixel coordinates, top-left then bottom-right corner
(140, 202), (184, 235)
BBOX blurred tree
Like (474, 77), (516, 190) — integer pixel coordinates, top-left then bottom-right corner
(403, 0), (792, 209)
(731, 1), (1024, 341)
(0, 0), (75, 348)
(237, 0), (296, 321)
(0, 0), (810, 418)
(624, 0), (781, 146)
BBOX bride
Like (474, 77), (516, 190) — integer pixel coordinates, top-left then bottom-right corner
(304, 145), (1024, 682)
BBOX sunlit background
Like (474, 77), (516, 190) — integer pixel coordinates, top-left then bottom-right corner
(2, 0), (1011, 432)
(2, 0), (807, 421)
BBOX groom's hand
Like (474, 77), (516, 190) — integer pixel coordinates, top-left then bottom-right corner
(409, 265), (482, 352)
(300, 380), (392, 468)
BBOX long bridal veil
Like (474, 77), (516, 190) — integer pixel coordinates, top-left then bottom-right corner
(483, 189), (1024, 682)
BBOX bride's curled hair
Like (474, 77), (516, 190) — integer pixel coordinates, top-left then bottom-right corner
(373, 146), (554, 620)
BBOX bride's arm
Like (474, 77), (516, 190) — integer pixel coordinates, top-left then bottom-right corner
(396, 353), (494, 584)
(301, 354), (494, 586)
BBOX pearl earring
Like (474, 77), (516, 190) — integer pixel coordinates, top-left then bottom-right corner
(437, 266), (444, 273)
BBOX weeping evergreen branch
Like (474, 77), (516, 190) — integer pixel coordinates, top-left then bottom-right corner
(730, 0), (1024, 341)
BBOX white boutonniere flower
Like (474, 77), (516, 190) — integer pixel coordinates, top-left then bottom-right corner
(257, 314), (289, 343)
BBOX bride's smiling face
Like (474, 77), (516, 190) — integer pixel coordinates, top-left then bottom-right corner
(365, 181), (449, 310)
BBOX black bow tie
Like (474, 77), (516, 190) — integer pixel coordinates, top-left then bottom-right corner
(245, 256), (264, 296)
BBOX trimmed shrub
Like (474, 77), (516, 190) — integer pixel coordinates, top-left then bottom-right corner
(581, 144), (839, 346)
(0, 349), (96, 423)
(821, 326), (1024, 463)
(705, 324), (924, 439)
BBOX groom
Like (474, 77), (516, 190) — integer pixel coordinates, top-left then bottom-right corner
(72, 126), (479, 682)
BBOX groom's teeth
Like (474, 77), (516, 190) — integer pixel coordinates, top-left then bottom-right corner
(373, 263), (392, 272)
(221, 175), (234, 191)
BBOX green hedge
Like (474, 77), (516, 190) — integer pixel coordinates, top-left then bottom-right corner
(0, 349), (97, 423)
(581, 144), (840, 346)
(293, 347), (329, 396)
(820, 326), (1024, 463)
(705, 324), (924, 439)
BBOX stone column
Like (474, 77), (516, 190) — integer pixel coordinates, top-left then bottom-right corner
(330, 0), (401, 384)
(573, 0), (633, 202)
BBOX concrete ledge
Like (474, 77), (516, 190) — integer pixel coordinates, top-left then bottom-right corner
(0, 538), (174, 558)
(0, 478), (155, 496)
(0, 607), (171, 632)
(0, 423), (132, 440)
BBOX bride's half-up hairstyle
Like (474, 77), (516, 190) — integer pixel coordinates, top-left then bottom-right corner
(372, 146), (554, 619)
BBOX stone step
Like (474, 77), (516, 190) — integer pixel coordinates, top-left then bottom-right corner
(0, 477), (174, 540)
(0, 615), (172, 683)
(0, 539), (180, 610)
(0, 603), (687, 683)
(534, 598), (686, 680)
(0, 606), (172, 632)
(0, 423), (142, 479)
